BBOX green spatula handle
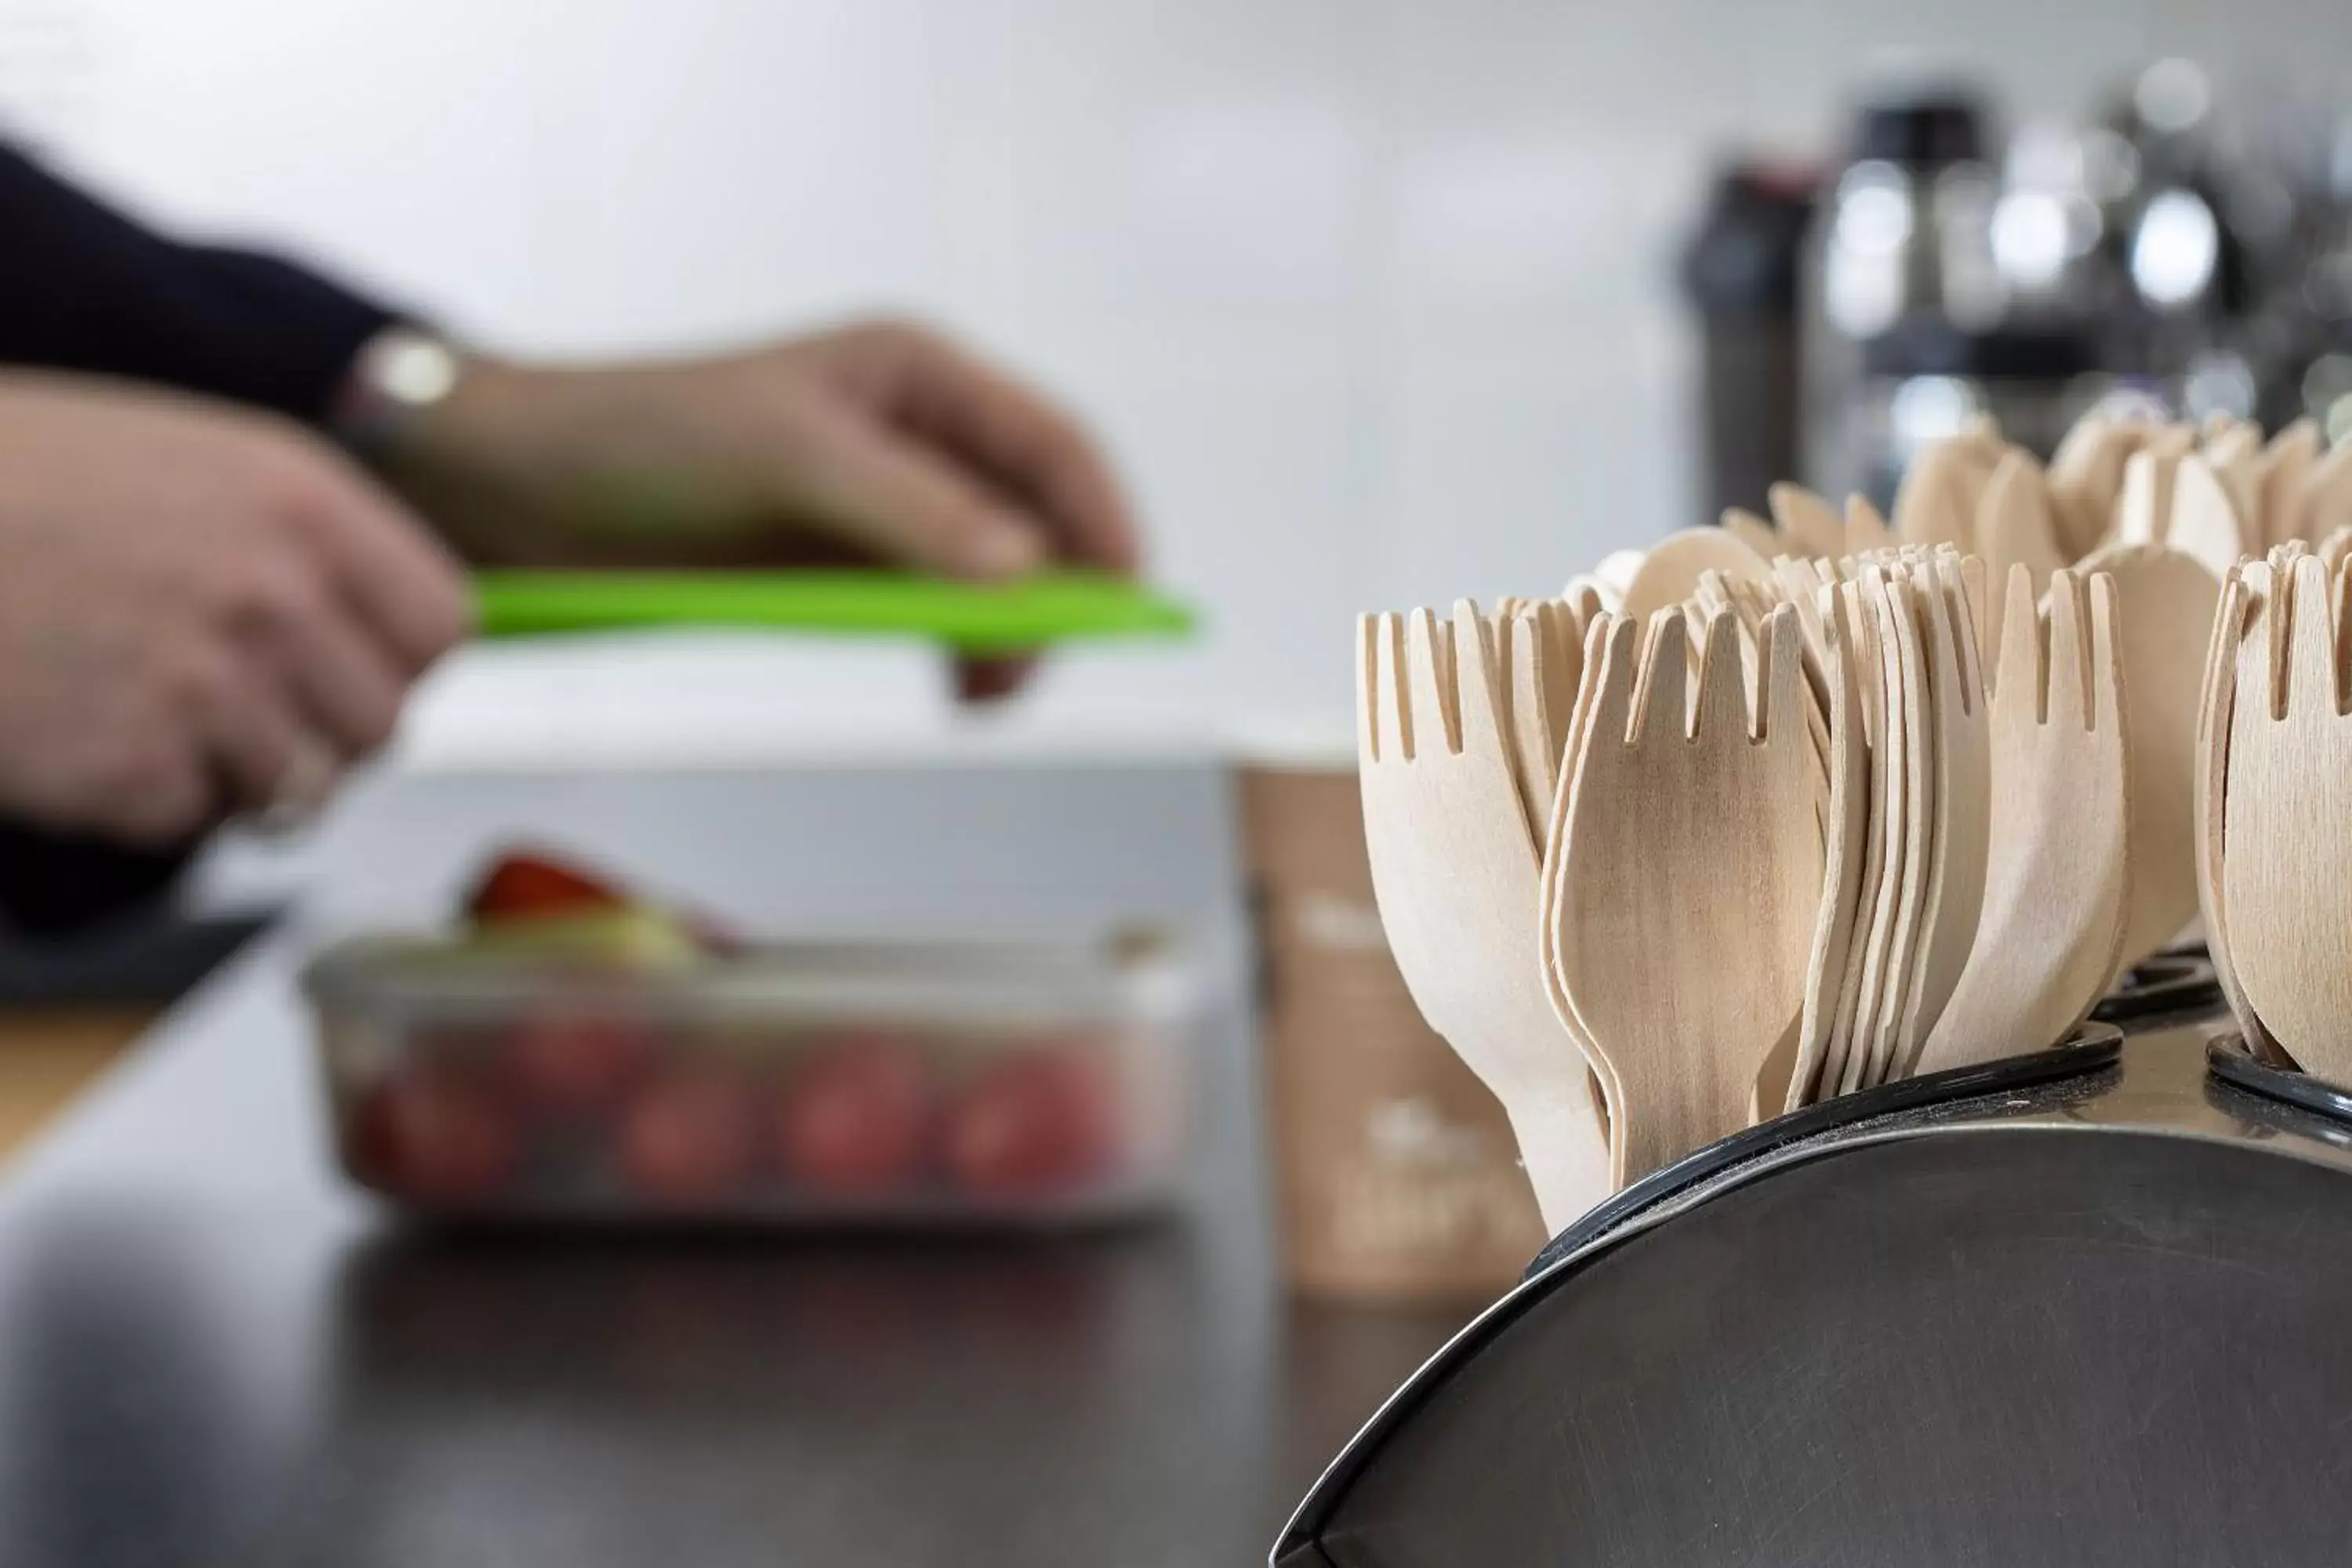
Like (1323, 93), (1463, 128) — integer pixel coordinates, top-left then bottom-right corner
(470, 569), (1195, 654)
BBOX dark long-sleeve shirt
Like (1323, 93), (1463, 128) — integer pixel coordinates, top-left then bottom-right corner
(0, 143), (400, 932)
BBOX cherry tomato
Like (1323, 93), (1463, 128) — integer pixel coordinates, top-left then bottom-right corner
(347, 1067), (521, 1203)
(619, 1069), (759, 1202)
(943, 1046), (1123, 1198)
(503, 1012), (652, 1117)
(775, 1033), (935, 1192)
(465, 849), (626, 924)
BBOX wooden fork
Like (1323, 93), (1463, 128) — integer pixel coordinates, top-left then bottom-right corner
(2218, 554), (2352, 1080)
(2196, 561), (2270, 1058)
(1357, 604), (1611, 1230)
(1551, 604), (1822, 1187)
(1916, 566), (2129, 1074)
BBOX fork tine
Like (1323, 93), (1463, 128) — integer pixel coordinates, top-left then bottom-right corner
(1832, 578), (1881, 747)
(1454, 601), (1508, 754)
(2336, 559), (2352, 717)
(2288, 555), (2338, 721)
(1905, 558), (1963, 720)
(1693, 609), (1748, 739)
(1585, 614), (1639, 749)
(2086, 572), (2122, 731)
(2045, 569), (2091, 732)
(1846, 493), (1893, 554)
(1636, 611), (1693, 742)
(1563, 578), (1613, 626)
(1374, 612), (1413, 761)
(1536, 601), (1581, 755)
(2241, 559), (2286, 726)
(1944, 554), (1987, 710)
(1406, 608), (1461, 757)
(1760, 604), (1806, 746)
(1356, 613), (1381, 764)
(1994, 564), (2040, 716)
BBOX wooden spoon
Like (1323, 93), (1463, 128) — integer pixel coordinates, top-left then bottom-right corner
(2115, 449), (2176, 547)
(1893, 439), (1988, 552)
(1722, 507), (1781, 560)
(2048, 416), (2140, 561)
(1846, 495), (1896, 554)
(1769, 482), (1847, 558)
(1976, 451), (2067, 651)
(2259, 419), (2321, 550)
(2166, 455), (2251, 579)
(2303, 439), (2352, 544)
(1592, 549), (1646, 605)
(2203, 425), (2263, 534)
(1620, 528), (1772, 620)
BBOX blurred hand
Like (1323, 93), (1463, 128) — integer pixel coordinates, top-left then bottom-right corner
(0, 372), (472, 844)
(384, 318), (1142, 701)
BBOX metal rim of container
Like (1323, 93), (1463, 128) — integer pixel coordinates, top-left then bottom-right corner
(2205, 1033), (2352, 1127)
(1268, 1025), (2128, 1568)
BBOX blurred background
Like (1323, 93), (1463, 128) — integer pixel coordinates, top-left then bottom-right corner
(1, 6), (2350, 1561)
(11, 0), (2352, 754)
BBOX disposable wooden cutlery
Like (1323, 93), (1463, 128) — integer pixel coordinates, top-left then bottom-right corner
(2196, 562), (2273, 1059)
(1550, 605), (1821, 1188)
(1351, 406), (2352, 1214)
(1889, 551), (1990, 1083)
(1917, 567), (2128, 1074)
(1357, 604), (1611, 1230)
(1620, 528), (1772, 620)
(2216, 554), (2352, 1080)
(1771, 596), (1867, 1114)
(2079, 542), (2220, 970)
(2045, 416), (2140, 561)
(1974, 452), (2067, 678)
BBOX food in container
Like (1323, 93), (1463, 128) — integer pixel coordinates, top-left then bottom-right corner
(303, 851), (1196, 1225)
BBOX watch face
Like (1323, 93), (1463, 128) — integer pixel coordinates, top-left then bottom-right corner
(336, 327), (461, 451)
(369, 329), (462, 407)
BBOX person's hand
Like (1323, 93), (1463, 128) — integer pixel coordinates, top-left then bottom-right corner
(0, 372), (473, 844)
(382, 318), (1142, 701)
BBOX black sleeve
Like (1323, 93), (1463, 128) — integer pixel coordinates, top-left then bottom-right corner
(0, 143), (408, 936)
(0, 141), (401, 425)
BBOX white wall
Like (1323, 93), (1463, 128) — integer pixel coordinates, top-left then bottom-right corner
(6, 0), (2352, 759)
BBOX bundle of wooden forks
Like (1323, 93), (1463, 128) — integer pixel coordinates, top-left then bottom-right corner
(2198, 542), (2352, 1085)
(1361, 409), (2352, 1227)
(1358, 544), (2143, 1227)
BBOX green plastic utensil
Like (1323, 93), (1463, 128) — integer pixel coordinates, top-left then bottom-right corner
(470, 569), (1196, 653)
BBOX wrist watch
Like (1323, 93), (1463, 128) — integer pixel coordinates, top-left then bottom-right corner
(332, 324), (465, 459)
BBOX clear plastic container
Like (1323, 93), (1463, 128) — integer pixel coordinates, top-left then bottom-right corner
(300, 929), (1196, 1225)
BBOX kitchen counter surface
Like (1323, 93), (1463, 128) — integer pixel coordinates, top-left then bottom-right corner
(0, 936), (1472, 1568)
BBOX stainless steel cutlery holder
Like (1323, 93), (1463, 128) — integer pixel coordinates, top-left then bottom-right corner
(1273, 997), (2352, 1567)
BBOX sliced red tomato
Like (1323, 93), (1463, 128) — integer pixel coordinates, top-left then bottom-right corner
(775, 1033), (935, 1192)
(943, 1045), (1123, 1198)
(503, 1012), (653, 1117)
(618, 1068), (760, 1202)
(347, 1067), (521, 1203)
(465, 850), (626, 924)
